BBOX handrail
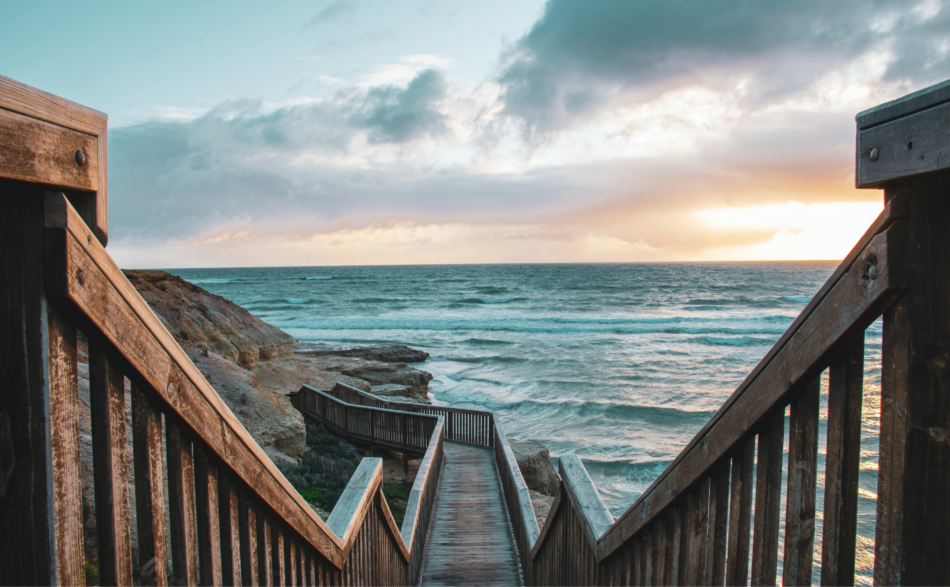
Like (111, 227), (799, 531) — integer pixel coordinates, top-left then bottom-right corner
(42, 192), (444, 584)
(494, 195), (911, 584)
(291, 384), (439, 455)
(289, 386), (447, 583)
(327, 381), (496, 447)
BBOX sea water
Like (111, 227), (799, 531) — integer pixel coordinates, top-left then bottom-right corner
(171, 262), (881, 583)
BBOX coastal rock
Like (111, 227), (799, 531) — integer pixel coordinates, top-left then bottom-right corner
(124, 270), (296, 369)
(340, 362), (433, 397)
(510, 440), (560, 496)
(301, 344), (429, 363)
(528, 489), (555, 529)
(273, 352), (434, 403)
(185, 344), (305, 460)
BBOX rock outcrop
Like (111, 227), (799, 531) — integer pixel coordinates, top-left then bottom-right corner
(124, 270), (296, 369)
(510, 440), (560, 496)
(301, 343), (430, 363)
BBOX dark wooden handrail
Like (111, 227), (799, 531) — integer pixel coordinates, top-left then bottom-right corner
(40, 193), (445, 585)
(325, 382), (496, 448)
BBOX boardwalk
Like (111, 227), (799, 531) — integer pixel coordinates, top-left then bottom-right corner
(420, 443), (522, 586)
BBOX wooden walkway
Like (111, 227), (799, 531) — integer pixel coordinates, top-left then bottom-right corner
(420, 442), (522, 586)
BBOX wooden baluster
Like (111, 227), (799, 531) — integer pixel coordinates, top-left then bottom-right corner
(132, 384), (168, 586)
(678, 495), (693, 585)
(370, 411), (376, 455)
(822, 334), (864, 586)
(691, 477), (711, 586)
(271, 522), (282, 587)
(195, 446), (222, 586)
(258, 512), (270, 587)
(726, 437), (755, 586)
(283, 535), (293, 587)
(218, 473), (237, 587)
(751, 410), (785, 586)
(783, 377), (820, 586)
(238, 488), (253, 587)
(47, 308), (86, 586)
(89, 345), (134, 586)
(707, 459), (731, 586)
(168, 421), (199, 586)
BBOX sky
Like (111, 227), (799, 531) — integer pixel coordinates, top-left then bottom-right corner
(3, 0), (949, 267)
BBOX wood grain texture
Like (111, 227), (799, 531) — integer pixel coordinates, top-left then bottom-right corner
(875, 175), (950, 585)
(560, 455), (614, 550)
(47, 305), (86, 586)
(132, 384), (168, 586)
(750, 410), (785, 587)
(0, 188), (56, 585)
(726, 439), (754, 587)
(42, 194), (344, 565)
(218, 474), (237, 587)
(195, 446), (223, 586)
(708, 460), (730, 587)
(856, 78), (950, 130)
(89, 345), (133, 586)
(821, 334), (864, 586)
(0, 108), (97, 190)
(782, 377), (820, 587)
(168, 422), (199, 586)
(857, 100), (950, 188)
(419, 443), (521, 586)
(0, 76), (107, 135)
(599, 218), (908, 558)
(0, 77), (109, 242)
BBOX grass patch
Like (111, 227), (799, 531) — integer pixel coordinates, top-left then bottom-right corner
(383, 481), (413, 527)
(279, 422), (361, 514)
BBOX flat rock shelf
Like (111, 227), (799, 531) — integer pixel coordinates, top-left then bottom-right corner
(420, 443), (522, 586)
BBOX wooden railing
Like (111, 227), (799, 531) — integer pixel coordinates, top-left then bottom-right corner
(289, 385), (438, 456)
(489, 79), (950, 586)
(31, 193), (444, 585)
(325, 382), (496, 448)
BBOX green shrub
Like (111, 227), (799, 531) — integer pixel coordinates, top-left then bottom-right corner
(279, 422), (360, 513)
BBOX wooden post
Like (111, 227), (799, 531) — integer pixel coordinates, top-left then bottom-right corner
(856, 80), (950, 585)
(168, 422), (199, 586)
(782, 377), (820, 587)
(821, 334), (865, 586)
(132, 385), (169, 586)
(0, 188), (77, 585)
(89, 344), (134, 586)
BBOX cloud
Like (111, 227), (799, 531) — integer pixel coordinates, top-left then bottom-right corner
(496, 0), (950, 135)
(305, 0), (358, 27)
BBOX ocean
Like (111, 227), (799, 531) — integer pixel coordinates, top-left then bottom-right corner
(171, 262), (881, 584)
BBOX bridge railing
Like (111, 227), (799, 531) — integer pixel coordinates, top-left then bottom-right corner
(325, 382), (495, 448)
(494, 79), (950, 586)
(290, 385), (438, 456)
(23, 189), (444, 585)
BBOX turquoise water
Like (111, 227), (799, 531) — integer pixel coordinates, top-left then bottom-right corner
(171, 262), (881, 583)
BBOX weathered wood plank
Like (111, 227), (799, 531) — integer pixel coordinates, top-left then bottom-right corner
(238, 488), (252, 587)
(195, 447), (223, 586)
(47, 305), (86, 586)
(132, 384), (168, 586)
(0, 107), (98, 192)
(726, 439), (754, 587)
(168, 421), (199, 586)
(750, 410), (785, 586)
(218, 473), (236, 587)
(0, 189), (59, 585)
(707, 460), (730, 587)
(875, 176), (950, 585)
(89, 344), (134, 586)
(782, 377), (820, 587)
(560, 455), (614, 550)
(599, 217), (908, 558)
(42, 194), (344, 566)
(857, 100), (950, 188)
(856, 78), (950, 130)
(821, 334), (864, 586)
